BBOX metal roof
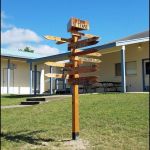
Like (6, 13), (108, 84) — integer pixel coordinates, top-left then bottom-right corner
(109, 30), (149, 43)
(1, 49), (44, 59)
(28, 30), (149, 64)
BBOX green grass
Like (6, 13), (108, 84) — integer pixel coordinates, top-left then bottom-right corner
(1, 94), (51, 106)
(1, 94), (149, 150)
(1, 96), (26, 106)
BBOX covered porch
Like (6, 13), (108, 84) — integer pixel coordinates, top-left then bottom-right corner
(27, 32), (149, 95)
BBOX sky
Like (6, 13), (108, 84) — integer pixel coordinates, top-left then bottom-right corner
(1, 0), (149, 56)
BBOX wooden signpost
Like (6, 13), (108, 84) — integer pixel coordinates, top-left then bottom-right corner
(44, 17), (101, 140)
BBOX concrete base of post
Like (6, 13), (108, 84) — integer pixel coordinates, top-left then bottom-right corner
(72, 132), (79, 140)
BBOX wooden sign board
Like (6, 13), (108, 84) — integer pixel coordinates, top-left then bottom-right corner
(68, 76), (98, 85)
(69, 79), (98, 85)
(67, 18), (89, 32)
(75, 49), (101, 57)
(72, 48), (100, 57)
(68, 65), (99, 74)
(45, 73), (79, 79)
(45, 61), (83, 68)
(68, 37), (99, 50)
(71, 31), (98, 38)
(44, 35), (70, 43)
(78, 57), (101, 63)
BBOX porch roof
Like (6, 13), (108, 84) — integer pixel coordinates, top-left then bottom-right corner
(1, 49), (44, 60)
(26, 30), (149, 64)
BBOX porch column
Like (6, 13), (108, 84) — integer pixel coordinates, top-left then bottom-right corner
(63, 69), (66, 90)
(34, 65), (37, 95)
(7, 59), (10, 94)
(56, 79), (58, 90)
(50, 66), (53, 95)
(121, 45), (126, 93)
(30, 63), (32, 94)
(40, 68), (44, 94)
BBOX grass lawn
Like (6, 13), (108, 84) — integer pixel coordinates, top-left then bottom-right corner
(1, 93), (149, 150)
(1, 96), (26, 106)
(1, 94), (52, 106)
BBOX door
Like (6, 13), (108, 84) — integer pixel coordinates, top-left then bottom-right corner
(32, 71), (40, 93)
(143, 59), (150, 91)
(2, 68), (7, 93)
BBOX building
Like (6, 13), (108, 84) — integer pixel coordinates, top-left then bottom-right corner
(1, 30), (149, 95)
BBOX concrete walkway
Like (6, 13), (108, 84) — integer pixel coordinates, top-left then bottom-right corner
(1, 105), (32, 109)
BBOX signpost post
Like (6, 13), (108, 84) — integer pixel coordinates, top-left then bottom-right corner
(44, 17), (101, 140)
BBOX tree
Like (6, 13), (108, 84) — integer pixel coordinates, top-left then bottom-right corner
(19, 47), (34, 53)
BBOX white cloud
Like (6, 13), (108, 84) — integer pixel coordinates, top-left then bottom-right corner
(31, 45), (60, 55)
(1, 27), (42, 44)
(5, 43), (60, 56)
(1, 10), (61, 56)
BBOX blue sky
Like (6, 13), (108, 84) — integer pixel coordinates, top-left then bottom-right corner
(1, 0), (149, 55)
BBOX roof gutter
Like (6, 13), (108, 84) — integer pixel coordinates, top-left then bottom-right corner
(26, 37), (149, 64)
(27, 42), (116, 64)
(116, 37), (149, 46)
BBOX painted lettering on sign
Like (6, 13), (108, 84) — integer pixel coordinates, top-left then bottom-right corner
(68, 18), (89, 32)
(78, 57), (101, 63)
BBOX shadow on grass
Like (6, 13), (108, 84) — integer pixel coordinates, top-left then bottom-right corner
(1, 130), (56, 145)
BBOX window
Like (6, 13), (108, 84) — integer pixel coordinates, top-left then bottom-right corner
(146, 62), (150, 75)
(115, 63), (121, 76)
(115, 61), (137, 76)
(126, 61), (137, 75)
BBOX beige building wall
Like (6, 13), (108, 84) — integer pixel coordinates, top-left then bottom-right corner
(1, 58), (30, 94)
(98, 41), (149, 92)
(1, 41), (149, 94)
(1, 59), (8, 94)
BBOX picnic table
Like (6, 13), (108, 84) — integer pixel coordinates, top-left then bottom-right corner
(79, 81), (121, 93)
(79, 81), (92, 93)
(99, 81), (121, 92)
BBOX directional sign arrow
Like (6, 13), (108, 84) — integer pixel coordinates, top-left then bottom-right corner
(71, 31), (100, 39)
(78, 57), (101, 63)
(68, 65), (99, 74)
(44, 35), (71, 43)
(68, 37), (99, 50)
(45, 73), (79, 79)
(68, 76), (98, 85)
(44, 61), (83, 68)
(75, 49), (102, 58)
